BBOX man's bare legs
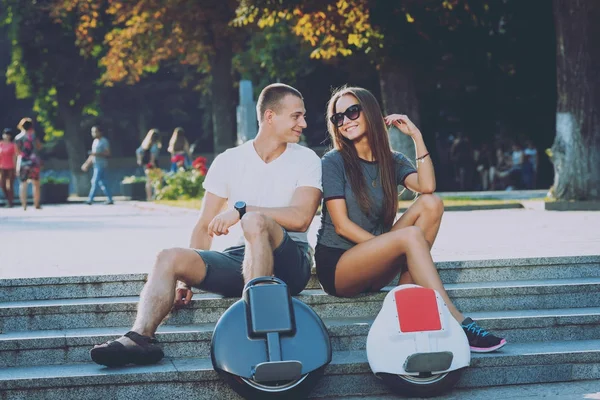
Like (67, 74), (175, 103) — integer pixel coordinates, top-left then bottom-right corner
(100, 248), (208, 348)
(104, 211), (285, 348)
(241, 212), (285, 282)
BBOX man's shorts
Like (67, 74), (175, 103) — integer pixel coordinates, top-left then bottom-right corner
(193, 229), (312, 297)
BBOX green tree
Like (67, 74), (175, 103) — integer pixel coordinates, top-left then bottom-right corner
(51, 0), (240, 154)
(3, 0), (100, 195)
(551, 0), (600, 200)
(236, 0), (510, 160)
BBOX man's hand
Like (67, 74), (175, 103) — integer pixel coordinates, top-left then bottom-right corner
(174, 281), (193, 307)
(207, 209), (240, 237)
(81, 161), (90, 172)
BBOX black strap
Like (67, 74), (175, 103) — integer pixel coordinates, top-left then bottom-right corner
(124, 331), (159, 347)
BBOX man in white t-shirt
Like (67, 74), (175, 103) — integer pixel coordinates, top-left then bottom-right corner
(90, 83), (322, 367)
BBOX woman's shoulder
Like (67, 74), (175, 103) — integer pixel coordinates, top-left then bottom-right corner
(391, 150), (410, 162)
(322, 149), (342, 162)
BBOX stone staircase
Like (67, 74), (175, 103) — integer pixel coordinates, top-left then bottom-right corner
(1, 255), (600, 399)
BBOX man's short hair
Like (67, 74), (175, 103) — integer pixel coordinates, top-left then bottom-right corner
(256, 83), (303, 122)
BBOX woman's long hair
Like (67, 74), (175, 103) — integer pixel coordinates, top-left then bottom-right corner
(141, 129), (162, 151)
(168, 127), (187, 154)
(326, 86), (398, 230)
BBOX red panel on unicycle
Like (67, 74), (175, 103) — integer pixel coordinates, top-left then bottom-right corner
(395, 288), (442, 332)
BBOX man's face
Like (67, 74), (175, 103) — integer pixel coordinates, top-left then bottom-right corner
(269, 94), (307, 144)
(91, 128), (98, 138)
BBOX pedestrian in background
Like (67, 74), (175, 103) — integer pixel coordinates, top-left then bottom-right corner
(81, 126), (114, 205)
(0, 128), (17, 207)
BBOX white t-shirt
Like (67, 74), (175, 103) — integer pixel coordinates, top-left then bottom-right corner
(203, 140), (322, 246)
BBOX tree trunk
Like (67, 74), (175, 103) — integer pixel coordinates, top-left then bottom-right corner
(551, 0), (600, 200)
(61, 106), (90, 196)
(210, 41), (236, 155)
(379, 58), (420, 199)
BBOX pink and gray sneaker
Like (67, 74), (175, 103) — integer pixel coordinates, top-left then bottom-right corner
(461, 317), (507, 353)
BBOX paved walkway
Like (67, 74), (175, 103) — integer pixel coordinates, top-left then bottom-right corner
(0, 202), (599, 279)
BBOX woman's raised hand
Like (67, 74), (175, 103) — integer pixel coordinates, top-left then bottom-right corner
(384, 114), (421, 137)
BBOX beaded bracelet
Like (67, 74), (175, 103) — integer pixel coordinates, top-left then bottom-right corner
(416, 152), (430, 162)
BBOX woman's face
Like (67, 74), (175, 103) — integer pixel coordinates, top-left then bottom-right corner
(335, 94), (367, 142)
(2, 133), (10, 142)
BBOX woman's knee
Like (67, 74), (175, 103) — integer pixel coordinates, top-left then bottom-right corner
(418, 193), (444, 217)
(240, 211), (268, 239)
(394, 226), (427, 248)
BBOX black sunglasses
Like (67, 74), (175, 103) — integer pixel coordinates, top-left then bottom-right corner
(330, 104), (362, 127)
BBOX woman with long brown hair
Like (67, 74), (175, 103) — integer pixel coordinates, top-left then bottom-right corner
(136, 129), (162, 201)
(315, 86), (506, 353)
(167, 127), (191, 172)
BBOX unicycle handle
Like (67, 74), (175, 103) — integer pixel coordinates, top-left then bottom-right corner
(244, 276), (286, 290)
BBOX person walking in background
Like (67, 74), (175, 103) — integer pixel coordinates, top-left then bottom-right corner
(524, 140), (538, 189)
(136, 129), (162, 201)
(474, 143), (494, 191)
(14, 118), (42, 210)
(0, 128), (17, 207)
(167, 127), (191, 172)
(81, 126), (114, 205)
(450, 132), (473, 191)
(508, 142), (525, 190)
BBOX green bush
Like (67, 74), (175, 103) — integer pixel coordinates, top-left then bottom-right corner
(155, 169), (205, 200)
(41, 176), (70, 184)
(122, 175), (147, 184)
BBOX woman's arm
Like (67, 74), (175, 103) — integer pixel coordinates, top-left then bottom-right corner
(385, 114), (435, 194)
(404, 133), (436, 194)
(326, 198), (376, 244)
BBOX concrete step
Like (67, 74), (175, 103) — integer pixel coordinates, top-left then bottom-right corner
(314, 379), (600, 400)
(2, 255), (599, 302)
(2, 307), (600, 368)
(1, 340), (599, 399)
(3, 277), (600, 333)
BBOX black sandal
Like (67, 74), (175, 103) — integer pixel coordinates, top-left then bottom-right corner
(90, 331), (164, 367)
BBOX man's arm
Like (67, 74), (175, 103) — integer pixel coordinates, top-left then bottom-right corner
(190, 191), (228, 249)
(247, 186), (321, 232)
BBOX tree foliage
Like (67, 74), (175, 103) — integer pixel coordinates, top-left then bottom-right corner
(3, 0), (99, 139)
(234, 0), (509, 63)
(51, 0), (241, 153)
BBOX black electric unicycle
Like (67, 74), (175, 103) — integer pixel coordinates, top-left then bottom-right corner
(211, 277), (332, 399)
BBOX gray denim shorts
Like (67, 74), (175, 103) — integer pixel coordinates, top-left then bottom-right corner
(194, 230), (312, 297)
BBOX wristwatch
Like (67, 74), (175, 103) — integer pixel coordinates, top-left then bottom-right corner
(234, 201), (247, 219)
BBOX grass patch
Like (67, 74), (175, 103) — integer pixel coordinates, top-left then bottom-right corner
(156, 197), (537, 211)
(155, 199), (202, 209)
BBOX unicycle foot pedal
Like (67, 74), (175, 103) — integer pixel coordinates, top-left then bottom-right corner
(253, 360), (302, 382)
(404, 351), (453, 373)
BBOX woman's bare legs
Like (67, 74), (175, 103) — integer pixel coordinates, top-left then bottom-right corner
(369, 193), (444, 288)
(19, 180), (28, 210)
(32, 179), (41, 209)
(333, 225), (464, 322)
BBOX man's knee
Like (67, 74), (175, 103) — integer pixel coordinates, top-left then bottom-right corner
(418, 193), (444, 217)
(241, 212), (269, 239)
(154, 248), (203, 281)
